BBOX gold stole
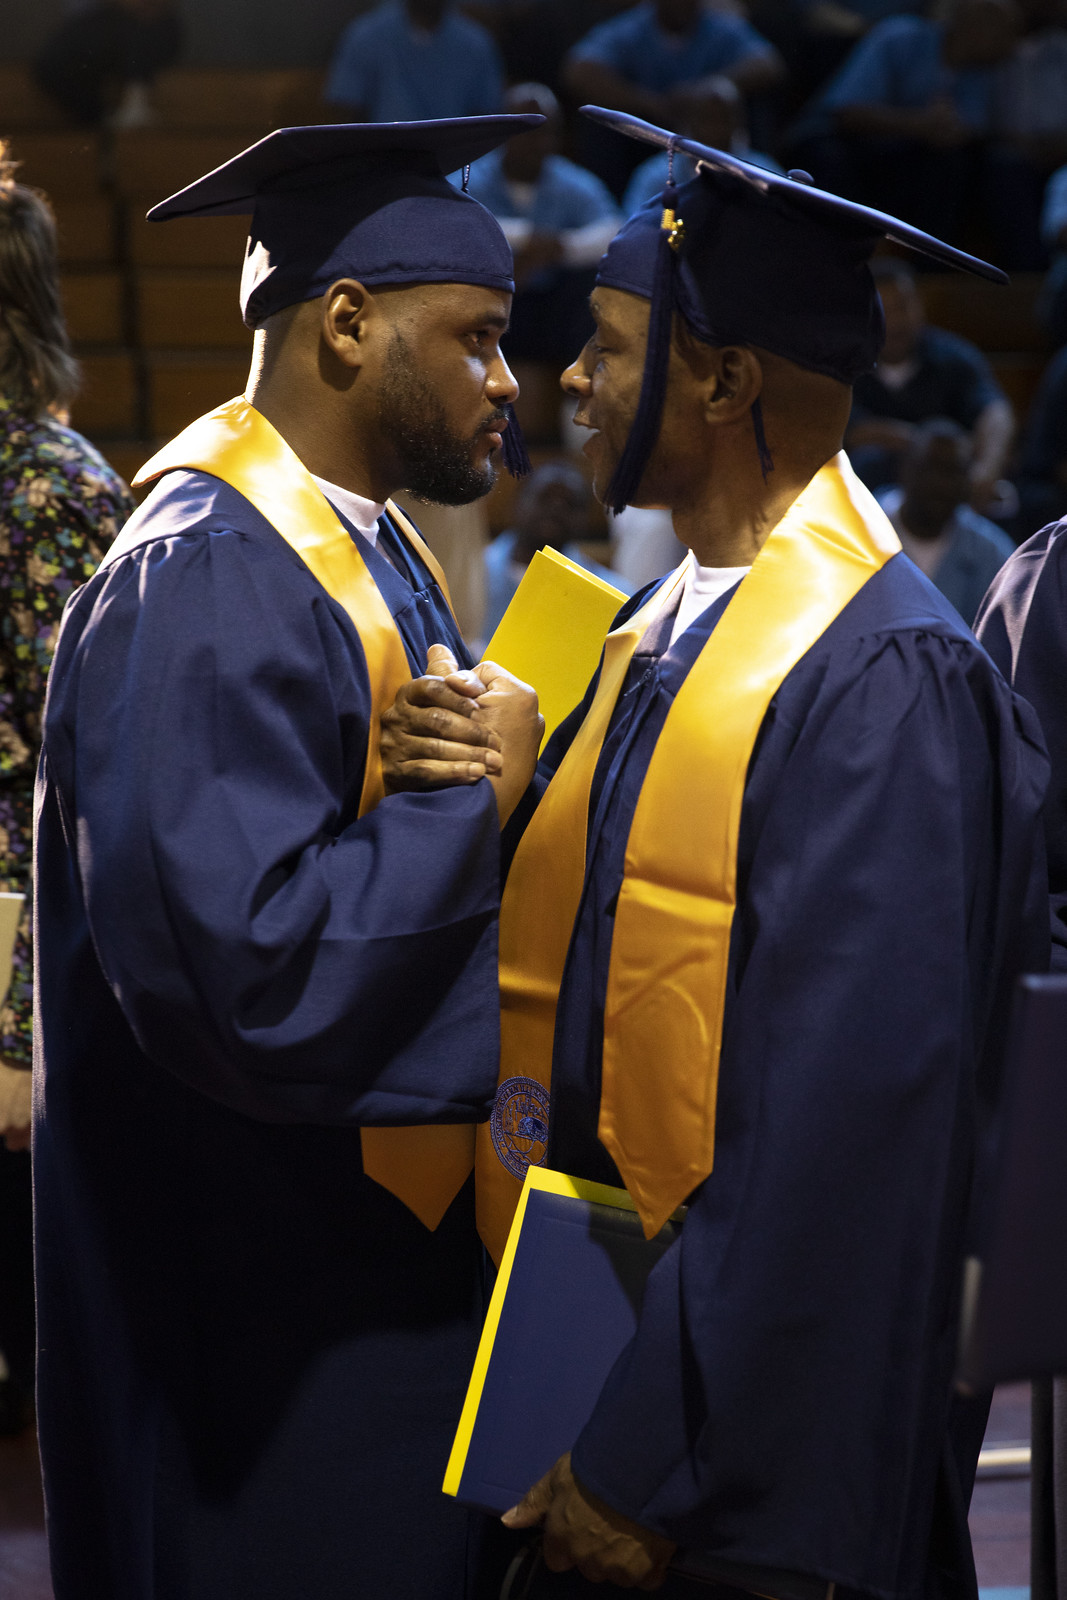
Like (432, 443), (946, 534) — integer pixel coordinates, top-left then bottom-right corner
(476, 454), (901, 1263)
(131, 396), (477, 1230)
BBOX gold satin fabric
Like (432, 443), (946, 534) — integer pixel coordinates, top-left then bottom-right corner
(477, 454), (900, 1262)
(134, 397), (476, 1230)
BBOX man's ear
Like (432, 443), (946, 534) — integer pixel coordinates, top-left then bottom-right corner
(704, 345), (764, 426)
(321, 279), (374, 371)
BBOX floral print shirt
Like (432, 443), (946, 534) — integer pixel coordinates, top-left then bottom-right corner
(0, 396), (133, 1066)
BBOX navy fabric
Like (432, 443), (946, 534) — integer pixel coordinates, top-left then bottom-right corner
(513, 549), (1049, 1599)
(144, 117), (543, 327)
(596, 175), (884, 386)
(33, 471), (502, 1599)
(977, 520), (1067, 971)
(241, 164), (515, 327)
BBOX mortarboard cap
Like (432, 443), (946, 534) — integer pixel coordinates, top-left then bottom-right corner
(149, 118), (544, 327)
(148, 117), (543, 477)
(581, 106), (1008, 513)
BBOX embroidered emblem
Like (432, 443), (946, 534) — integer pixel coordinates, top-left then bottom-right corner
(490, 1076), (550, 1180)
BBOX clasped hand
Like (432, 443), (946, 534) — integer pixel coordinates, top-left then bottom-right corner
(503, 1452), (676, 1590)
(381, 644), (543, 826)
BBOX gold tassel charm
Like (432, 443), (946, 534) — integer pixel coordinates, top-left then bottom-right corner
(660, 206), (685, 251)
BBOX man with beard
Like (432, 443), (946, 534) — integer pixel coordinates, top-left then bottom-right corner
(32, 119), (544, 1600)
(389, 115), (1049, 1598)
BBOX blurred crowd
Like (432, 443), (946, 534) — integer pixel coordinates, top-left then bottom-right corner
(321, 0), (1067, 621)
(24, 0), (1067, 623)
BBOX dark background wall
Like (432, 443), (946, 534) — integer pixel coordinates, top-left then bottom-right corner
(0, 0), (365, 67)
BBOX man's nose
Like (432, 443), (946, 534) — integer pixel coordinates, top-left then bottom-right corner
(488, 351), (520, 407)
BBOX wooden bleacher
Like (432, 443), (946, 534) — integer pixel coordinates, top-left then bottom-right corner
(114, 131), (256, 201)
(10, 132), (102, 197)
(917, 271), (1050, 421)
(137, 268), (249, 354)
(148, 353), (251, 438)
(0, 65), (67, 133)
(129, 212), (249, 270)
(75, 353), (139, 437)
(61, 270), (126, 345)
(53, 199), (117, 267)
(149, 68), (327, 133)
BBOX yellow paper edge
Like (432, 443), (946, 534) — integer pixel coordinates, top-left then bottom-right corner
(442, 1165), (636, 1497)
(484, 546), (626, 665)
(537, 543), (628, 602)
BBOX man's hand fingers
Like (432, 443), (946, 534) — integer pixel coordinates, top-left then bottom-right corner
(472, 657), (533, 695)
(405, 676), (488, 720)
(426, 644), (461, 678)
(384, 700), (502, 752)
(395, 735), (502, 771)
(501, 1464), (559, 1530)
(426, 645), (483, 700)
(386, 758), (495, 791)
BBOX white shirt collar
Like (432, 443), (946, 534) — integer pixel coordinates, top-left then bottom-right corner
(311, 474), (386, 546)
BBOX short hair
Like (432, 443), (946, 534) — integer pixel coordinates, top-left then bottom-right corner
(502, 83), (560, 120)
(517, 460), (588, 508)
(870, 256), (918, 294)
(904, 416), (973, 463)
(0, 142), (79, 415)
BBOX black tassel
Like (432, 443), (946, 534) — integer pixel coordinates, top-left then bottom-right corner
(501, 403), (532, 478)
(750, 395), (775, 482)
(604, 172), (682, 516)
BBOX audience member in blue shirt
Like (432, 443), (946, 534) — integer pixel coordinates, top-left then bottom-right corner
(847, 260), (1014, 505)
(565, 0), (781, 105)
(754, 0), (927, 129)
(622, 79), (782, 213)
(326, 0), (503, 121)
(483, 461), (633, 641)
(467, 84), (620, 362)
(878, 420), (1015, 625)
(1035, 157), (1067, 341)
(790, 0), (1019, 240)
(564, 0), (782, 190)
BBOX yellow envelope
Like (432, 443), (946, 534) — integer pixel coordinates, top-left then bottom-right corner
(484, 547), (626, 745)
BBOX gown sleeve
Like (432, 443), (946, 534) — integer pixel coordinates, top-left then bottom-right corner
(976, 527), (1067, 971)
(40, 526), (502, 1126)
(569, 627), (1049, 1574)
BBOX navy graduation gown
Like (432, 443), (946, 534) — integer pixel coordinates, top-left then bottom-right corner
(33, 471), (501, 1600)
(976, 519), (1067, 971)
(514, 552), (1049, 1600)
(975, 523), (1067, 1600)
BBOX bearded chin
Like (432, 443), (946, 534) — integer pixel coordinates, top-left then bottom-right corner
(380, 330), (499, 507)
(401, 447), (496, 508)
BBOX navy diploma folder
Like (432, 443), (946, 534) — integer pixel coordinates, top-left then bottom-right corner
(445, 1167), (832, 1600)
(443, 1166), (680, 1513)
(957, 974), (1067, 1391)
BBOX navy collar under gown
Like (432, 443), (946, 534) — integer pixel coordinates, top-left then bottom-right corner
(32, 470), (504, 1600)
(501, 551), (1050, 1600)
